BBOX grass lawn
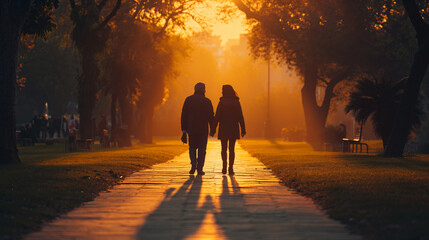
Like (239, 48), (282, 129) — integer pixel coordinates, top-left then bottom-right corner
(239, 140), (429, 240)
(0, 139), (187, 239)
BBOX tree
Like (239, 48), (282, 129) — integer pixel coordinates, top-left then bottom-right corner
(0, 0), (58, 164)
(101, 0), (201, 144)
(101, 19), (157, 144)
(136, 37), (180, 143)
(232, 0), (398, 149)
(385, 0), (429, 156)
(16, 36), (79, 122)
(231, 0), (425, 149)
(346, 77), (421, 149)
(69, 0), (121, 140)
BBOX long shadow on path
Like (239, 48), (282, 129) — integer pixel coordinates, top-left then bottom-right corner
(215, 176), (256, 239)
(136, 174), (360, 240)
(135, 175), (213, 240)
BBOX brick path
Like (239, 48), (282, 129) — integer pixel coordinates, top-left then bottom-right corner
(27, 141), (362, 240)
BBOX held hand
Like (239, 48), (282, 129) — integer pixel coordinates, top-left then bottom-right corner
(181, 131), (187, 144)
(241, 131), (246, 138)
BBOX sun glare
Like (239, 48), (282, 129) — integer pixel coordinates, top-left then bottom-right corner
(186, 2), (248, 46)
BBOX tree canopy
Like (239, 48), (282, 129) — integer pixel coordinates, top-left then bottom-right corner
(233, 0), (422, 148)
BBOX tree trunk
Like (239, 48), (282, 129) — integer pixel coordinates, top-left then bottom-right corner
(118, 95), (132, 129)
(139, 106), (154, 144)
(384, 0), (429, 156)
(384, 41), (429, 156)
(118, 94), (132, 145)
(0, 2), (33, 164)
(110, 93), (117, 138)
(301, 68), (329, 150)
(78, 53), (99, 140)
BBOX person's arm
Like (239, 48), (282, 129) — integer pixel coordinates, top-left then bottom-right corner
(238, 102), (246, 137)
(208, 100), (216, 136)
(211, 101), (221, 136)
(181, 98), (189, 133)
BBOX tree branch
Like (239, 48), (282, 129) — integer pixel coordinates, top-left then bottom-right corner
(97, 0), (121, 31)
(321, 68), (352, 111)
(317, 76), (329, 85)
(233, 0), (259, 19)
(132, 1), (145, 19)
(154, 10), (184, 38)
(233, 0), (297, 48)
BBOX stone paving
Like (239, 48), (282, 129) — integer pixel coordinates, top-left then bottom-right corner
(26, 141), (362, 240)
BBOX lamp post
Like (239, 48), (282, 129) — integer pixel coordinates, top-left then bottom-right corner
(265, 49), (271, 139)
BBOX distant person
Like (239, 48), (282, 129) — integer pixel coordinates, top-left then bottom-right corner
(181, 82), (214, 175)
(68, 114), (76, 132)
(53, 116), (61, 138)
(210, 85), (246, 175)
(41, 115), (48, 140)
(48, 117), (55, 138)
(31, 115), (41, 141)
(62, 115), (68, 138)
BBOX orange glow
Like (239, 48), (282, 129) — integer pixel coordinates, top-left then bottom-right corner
(186, 213), (227, 240)
(185, 2), (248, 46)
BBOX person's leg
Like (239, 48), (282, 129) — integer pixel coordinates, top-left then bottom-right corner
(221, 139), (228, 174)
(188, 135), (198, 174)
(196, 135), (208, 175)
(228, 139), (236, 175)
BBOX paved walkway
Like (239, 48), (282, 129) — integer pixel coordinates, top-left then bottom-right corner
(27, 141), (361, 240)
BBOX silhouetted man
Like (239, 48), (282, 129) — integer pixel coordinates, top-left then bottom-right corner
(181, 82), (214, 175)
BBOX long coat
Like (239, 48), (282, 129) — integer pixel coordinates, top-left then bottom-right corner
(212, 96), (246, 140)
(181, 93), (214, 136)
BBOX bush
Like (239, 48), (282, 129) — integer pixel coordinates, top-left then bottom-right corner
(281, 127), (306, 141)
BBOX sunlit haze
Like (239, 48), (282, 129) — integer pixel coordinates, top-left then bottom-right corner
(188, 3), (248, 46)
(212, 17), (248, 46)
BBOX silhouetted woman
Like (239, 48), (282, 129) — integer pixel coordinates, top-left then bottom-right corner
(210, 85), (246, 175)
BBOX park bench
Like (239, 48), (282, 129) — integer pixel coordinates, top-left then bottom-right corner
(342, 124), (368, 153)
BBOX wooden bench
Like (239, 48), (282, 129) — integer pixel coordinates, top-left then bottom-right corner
(342, 124), (368, 153)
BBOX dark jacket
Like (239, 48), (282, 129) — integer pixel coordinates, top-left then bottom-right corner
(212, 96), (246, 140)
(181, 93), (214, 136)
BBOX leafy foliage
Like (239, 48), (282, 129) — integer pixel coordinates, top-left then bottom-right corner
(232, 0), (422, 147)
(22, 0), (59, 39)
(16, 37), (80, 122)
(239, 0), (418, 87)
(345, 78), (422, 147)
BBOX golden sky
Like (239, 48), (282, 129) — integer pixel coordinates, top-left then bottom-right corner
(187, 2), (248, 46)
(212, 15), (248, 46)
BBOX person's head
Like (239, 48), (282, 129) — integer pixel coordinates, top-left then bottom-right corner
(222, 85), (237, 98)
(194, 82), (205, 95)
